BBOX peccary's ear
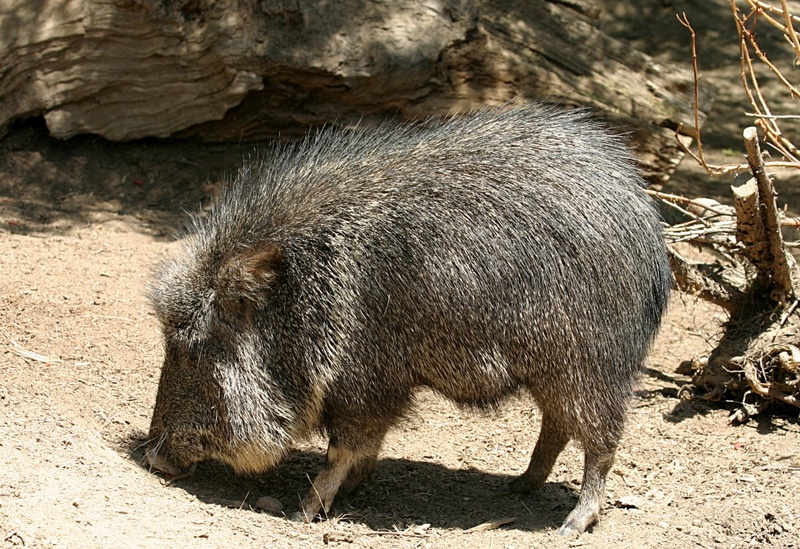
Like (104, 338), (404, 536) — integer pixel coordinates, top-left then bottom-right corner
(239, 244), (283, 283)
(218, 244), (283, 306)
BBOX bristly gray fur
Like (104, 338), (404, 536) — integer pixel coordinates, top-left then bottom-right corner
(147, 103), (672, 535)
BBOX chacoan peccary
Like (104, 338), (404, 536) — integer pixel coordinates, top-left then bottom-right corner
(146, 104), (672, 535)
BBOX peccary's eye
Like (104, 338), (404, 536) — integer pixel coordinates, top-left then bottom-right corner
(214, 294), (257, 332)
(216, 297), (237, 317)
(216, 294), (249, 315)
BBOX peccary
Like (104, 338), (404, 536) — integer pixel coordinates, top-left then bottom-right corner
(146, 104), (672, 535)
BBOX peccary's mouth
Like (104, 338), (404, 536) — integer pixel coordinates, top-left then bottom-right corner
(145, 446), (185, 477)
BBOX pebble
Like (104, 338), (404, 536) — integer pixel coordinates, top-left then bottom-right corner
(255, 496), (284, 515)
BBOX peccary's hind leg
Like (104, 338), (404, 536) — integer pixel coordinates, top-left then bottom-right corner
(507, 407), (619, 535)
(557, 400), (626, 536)
(336, 450), (379, 499)
(508, 411), (569, 493)
(294, 428), (386, 522)
(557, 443), (616, 536)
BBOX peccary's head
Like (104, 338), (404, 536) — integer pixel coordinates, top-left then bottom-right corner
(146, 235), (297, 476)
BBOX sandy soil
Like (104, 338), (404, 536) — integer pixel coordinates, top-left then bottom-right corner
(1, 1), (799, 547)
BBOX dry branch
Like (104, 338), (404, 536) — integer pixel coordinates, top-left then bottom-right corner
(667, 248), (742, 311)
(667, 2), (800, 419)
(744, 360), (800, 409)
(678, 5), (800, 175)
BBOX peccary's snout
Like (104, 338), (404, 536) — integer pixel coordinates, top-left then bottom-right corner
(145, 351), (224, 476)
(145, 418), (193, 476)
(145, 418), (219, 477)
(145, 441), (182, 476)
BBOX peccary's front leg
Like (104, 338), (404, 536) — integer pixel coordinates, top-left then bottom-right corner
(295, 430), (385, 522)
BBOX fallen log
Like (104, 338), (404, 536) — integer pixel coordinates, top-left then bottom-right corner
(0, 0), (713, 181)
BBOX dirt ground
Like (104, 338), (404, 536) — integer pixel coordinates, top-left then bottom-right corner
(2, 1), (800, 547)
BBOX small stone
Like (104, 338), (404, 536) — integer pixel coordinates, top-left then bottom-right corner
(255, 496), (283, 514)
(616, 495), (644, 509)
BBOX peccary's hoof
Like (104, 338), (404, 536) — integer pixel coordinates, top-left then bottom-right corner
(556, 508), (596, 536)
(556, 523), (581, 537)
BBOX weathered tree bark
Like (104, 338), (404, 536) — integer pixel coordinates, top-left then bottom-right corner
(0, 0), (712, 181)
(732, 173), (770, 272)
(740, 127), (797, 304)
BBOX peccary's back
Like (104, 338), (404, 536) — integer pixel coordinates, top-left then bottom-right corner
(196, 104), (672, 411)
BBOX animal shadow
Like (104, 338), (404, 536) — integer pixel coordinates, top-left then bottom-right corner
(125, 432), (577, 533)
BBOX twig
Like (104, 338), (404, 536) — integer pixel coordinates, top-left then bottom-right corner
(646, 190), (735, 217)
(464, 517), (517, 534)
(740, 12), (777, 133)
(746, 112), (800, 120)
(650, 192), (712, 227)
(731, 3), (774, 139)
(736, 1), (800, 164)
(672, 125), (741, 175)
(675, 13), (721, 174)
(741, 19), (800, 98)
(679, 2), (800, 178)
(774, 298), (800, 341)
(365, 529), (429, 538)
(749, 0), (800, 27)
(780, 0), (800, 61)
(5, 332), (62, 364)
(677, 13), (704, 144)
